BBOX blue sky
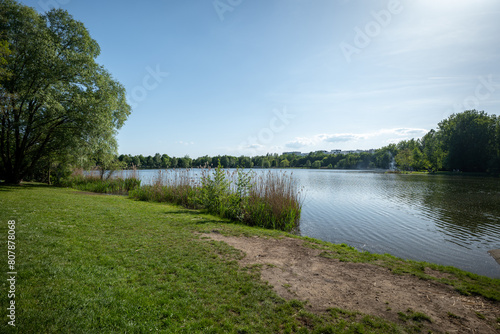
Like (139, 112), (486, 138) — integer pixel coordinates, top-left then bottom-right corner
(21, 0), (500, 157)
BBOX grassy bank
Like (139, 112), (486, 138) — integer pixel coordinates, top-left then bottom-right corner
(64, 173), (142, 194)
(67, 166), (303, 231)
(1, 185), (499, 333)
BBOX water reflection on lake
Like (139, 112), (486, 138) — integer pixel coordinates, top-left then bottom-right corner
(132, 169), (500, 278)
(295, 170), (500, 278)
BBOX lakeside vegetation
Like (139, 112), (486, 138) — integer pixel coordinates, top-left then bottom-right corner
(65, 172), (142, 195)
(65, 164), (303, 232)
(1, 184), (499, 333)
(1, 2), (498, 332)
(3, 103), (500, 186)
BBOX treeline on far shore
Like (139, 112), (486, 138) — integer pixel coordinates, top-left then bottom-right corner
(117, 110), (500, 174)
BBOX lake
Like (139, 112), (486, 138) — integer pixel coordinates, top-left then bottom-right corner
(126, 168), (500, 278)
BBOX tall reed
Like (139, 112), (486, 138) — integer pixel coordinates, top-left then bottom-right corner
(245, 170), (303, 231)
(130, 165), (303, 231)
(73, 165), (303, 231)
(64, 167), (141, 195)
(130, 169), (200, 208)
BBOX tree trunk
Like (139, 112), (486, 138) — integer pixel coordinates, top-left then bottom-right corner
(3, 169), (22, 185)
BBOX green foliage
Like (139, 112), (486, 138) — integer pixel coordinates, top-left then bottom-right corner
(395, 148), (413, 171)
(388, 110), (499, 173)
(128, 166), (303, 231)
(311, 160), (322, 169)
(64, 171), (141, 194)
(280, 158), (290, 167)
(199, 161), (232, 216)
(0, 0), (130, 184)
(244, 171), (302, 231)
(49, 161), (74, 186)
(439, 110), (498, 172)
(106, 111), (499, 175)
(0, 40), (11, 83)
(421, 129), (445, 171)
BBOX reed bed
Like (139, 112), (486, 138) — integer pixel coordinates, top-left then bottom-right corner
(64, 168), (141, 195)
(66, 165), (302, 231)
(246, 171), (303, 231)
(129, 169), (200, 208)
(128, 165), (303, 231)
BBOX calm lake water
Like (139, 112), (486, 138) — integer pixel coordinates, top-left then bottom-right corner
(128, 169), (500, 278)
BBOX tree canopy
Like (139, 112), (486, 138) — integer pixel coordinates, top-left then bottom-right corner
(0, 0), (130, 184)
(438, 110), (498, 172)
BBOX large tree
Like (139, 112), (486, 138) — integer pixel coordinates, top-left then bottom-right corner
(0, 40), (10, 82)
(0, 0), (130, 184)
(421, 129), (445, 172)
(438, 110), (496, 172)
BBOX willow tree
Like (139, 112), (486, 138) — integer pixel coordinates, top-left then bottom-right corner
(0, 0), (130, 184)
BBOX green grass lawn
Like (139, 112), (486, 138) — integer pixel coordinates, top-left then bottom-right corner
(0, 184), (498, 333)
(1, 185), (299, 333)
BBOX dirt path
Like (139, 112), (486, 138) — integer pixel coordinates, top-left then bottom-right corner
(205, 232), (500, 333)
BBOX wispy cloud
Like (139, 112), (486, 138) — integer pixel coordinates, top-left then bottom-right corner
(323, 134), (364, 143)
(175, 141), (195, 146)
(285, 128), (428, 149)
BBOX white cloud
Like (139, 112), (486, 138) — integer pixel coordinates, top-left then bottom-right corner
(323, 134), (364, 143)
(285, 141), (305, 149)
(175, 141), (195, 146)
(285, 128), (428, 150)
(392, 128), (428, 137)
(246, 144), (263, 149)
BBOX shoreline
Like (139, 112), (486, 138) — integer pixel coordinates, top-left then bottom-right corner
(1, 183), (499, 332)
(110, 167), (500, 177)
(203, 230), (500, 333)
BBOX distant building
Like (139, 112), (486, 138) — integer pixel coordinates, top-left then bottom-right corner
(282, 149), (376, 156)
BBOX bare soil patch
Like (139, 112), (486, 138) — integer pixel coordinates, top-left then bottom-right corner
(204, 232), (500, 333)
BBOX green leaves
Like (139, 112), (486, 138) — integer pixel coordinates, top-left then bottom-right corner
(0, 40), (11, 83)
(0, 0), (130, 183)
(386, 110), (499, 173)
(438, 110), (497, 172)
